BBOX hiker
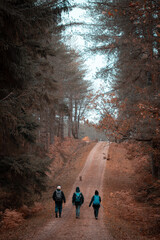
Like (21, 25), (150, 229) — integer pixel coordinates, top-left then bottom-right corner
(72, 186), (84, 219)
(89, 190), (101, 219)
(52, 186), (66, 218)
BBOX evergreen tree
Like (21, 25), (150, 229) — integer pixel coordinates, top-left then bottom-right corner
(88, 0), (160, 177)
(0, 0), (71, 209)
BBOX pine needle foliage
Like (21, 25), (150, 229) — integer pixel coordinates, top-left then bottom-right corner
(0, 154), (52, 209)
(0, 0), (71, 209)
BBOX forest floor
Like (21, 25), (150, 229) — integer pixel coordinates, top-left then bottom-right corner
(104, 142), (160, 240)
(0, 139), (160, 240)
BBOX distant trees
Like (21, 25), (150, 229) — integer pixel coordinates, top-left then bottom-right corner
(78, 122), (107, 141)
(89, 0), (160, 178)
(35, 43), (91, 147)
(50, 47), (91, 140)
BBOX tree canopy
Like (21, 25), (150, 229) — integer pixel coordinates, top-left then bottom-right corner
(87, 0), (160, 178)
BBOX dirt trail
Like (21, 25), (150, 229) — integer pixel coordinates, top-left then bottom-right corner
(32, 142), (113, 240)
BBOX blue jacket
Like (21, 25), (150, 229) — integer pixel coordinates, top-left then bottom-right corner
(89, 195), (101, 207)
(72, 192), (84, 206)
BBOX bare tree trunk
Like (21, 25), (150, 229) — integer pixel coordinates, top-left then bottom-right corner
(60, 111), (64, 140)
(68, 96), (72, 137)
(72, 99), (79, 139)
(49, 108), (55, 144)
(74, 99), (78, 139)
(77, 114), (80, 137)
(40, 108), (49, 151)
(57, 116), (60, 138)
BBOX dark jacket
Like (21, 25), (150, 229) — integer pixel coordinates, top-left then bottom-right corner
(72, 187), (84, 206)
(52, 190), (66, 204)
(89, 195), (101, 207)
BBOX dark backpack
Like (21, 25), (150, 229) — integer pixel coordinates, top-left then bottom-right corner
(55, 190), (62, 201)
(93, 195), (100, 205)
(75, 192), (81, 203)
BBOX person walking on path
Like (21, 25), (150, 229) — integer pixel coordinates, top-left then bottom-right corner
(72, 186), (84, 219)
(52, 185), (66, 218)
(89, 190), (101, 220)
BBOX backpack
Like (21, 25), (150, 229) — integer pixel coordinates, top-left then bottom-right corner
(55, 190), (62, 201)
(93, 195), (100, 205)
(75, 192), (81, 203)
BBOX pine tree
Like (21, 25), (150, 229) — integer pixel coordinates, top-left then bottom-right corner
(0, 0), (71, 209)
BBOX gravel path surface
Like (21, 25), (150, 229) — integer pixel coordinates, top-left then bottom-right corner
(33, 142), (113, 240)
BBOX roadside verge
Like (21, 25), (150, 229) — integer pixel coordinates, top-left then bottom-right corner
(103, 142), (160, 240)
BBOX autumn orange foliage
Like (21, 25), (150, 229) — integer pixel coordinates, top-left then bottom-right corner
(1, 209), (24, 229)
(104, 142), (160, 239)
(1, 202), (44, 229)
(82, 136), (90, 142)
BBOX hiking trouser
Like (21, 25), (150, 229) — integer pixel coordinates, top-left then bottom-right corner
(93, 205), (100, 218)
(55, 202), (62, 216)
(76, 205), (81, 217)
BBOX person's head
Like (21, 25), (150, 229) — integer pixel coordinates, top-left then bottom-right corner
(95, 190), (99, 195)
(76, 186), (80, 192)
(57, 186), (61, 191)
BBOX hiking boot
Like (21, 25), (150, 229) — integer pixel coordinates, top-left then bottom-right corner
(59, 214), (61, 218)
(56, 213), (58, 218)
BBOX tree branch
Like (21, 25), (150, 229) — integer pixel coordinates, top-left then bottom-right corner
(0, 92), (13, 102)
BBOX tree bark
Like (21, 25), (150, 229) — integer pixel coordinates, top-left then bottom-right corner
(74, 99), (78, 139)
(49, 108), (55, 144)
(68, 96), (73, 137)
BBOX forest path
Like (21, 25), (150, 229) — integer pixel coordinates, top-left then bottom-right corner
(33, 142), (113, 240)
